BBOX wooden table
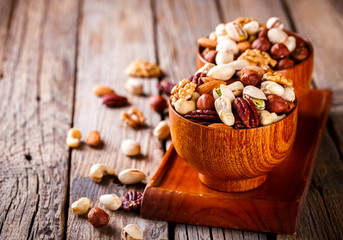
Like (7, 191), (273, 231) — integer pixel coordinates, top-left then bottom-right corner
(0, 0), (342, 239)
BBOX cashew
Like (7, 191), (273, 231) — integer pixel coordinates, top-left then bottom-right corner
(215, 96), (235, 126)
(121, 224), (143, 240)
(72, 197), (91, 215)
(174, 98), (196, 115)
(227, 81), (244, 97)
(216, 39), (239, 55)
(227, 59), (250, 70)
(271, 112), (286, 123)
(261, 81), (285, 96)
(220, 84), (236, 102)
(258, 110), (274, 126)
(153, 120), (170, 140)
(281, 87), (296, 102)
(215, 23), (226, 36)
(267, 28), (288, 44)
(66, 128), (82, 148)
(118, 169), (146, 185)
(125, 78), (143, 95)
(89, 164), (115, 182)
(121, 139), (141, 156)
(190, 92), (200, 102)
(100, 194), (122, 211)
(207, 64), (235, 81)
(243, 20), (259, 35)
(215, 50), (234, 65)
(196, 63), (215, 74)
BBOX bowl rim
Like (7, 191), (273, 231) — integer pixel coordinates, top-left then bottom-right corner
(197, 29), (314, 70)
(169, 97), (298, 130)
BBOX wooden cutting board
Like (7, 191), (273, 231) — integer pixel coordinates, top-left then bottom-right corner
(140, 89), (332, 234)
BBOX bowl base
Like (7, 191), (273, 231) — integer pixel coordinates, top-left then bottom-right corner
(199, 173), (267, 192)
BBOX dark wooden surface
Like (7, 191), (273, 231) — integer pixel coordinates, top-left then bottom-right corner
(0, 0), (342, 239)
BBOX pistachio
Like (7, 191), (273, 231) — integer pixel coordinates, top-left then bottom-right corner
(266, 17), (284, 29)
(209, 31), (217, 40)
(267, 28), (288, 44)
(216, 39), (239, 55)
(243, 85), (267, 107)
(227, 59), (250, 70)
(271, 112), (286, 122)
(243, 20), (259, 35)
(121, 224), (143, 240)
(283, 36), (296, 53)
(153, 120), (170, 140)
(281, 87), (296, 102)
(225, 22), (248, 42)
(215, 96), (235, 126)
(216, 35), (231, 43)
(207, 64), (235, 81)
(215, 23), (227, 36)
(100, 194), (122, 211)
(261, 81), (285, 96)
(227, 81), (244, 97)
(118, 169), (146, 185)
(174, 98), (196, 115)
(258, 110), (274, 126)
(121, 139), (141, 156)
(220, 84), (236, 102)
(215, 50), (234, 65)
(196, 63), (215, 74)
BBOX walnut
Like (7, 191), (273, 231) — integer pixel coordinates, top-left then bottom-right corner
(125, 60), (163, 78)
(170, 79), (197, 106)
(238, 49), (277, 67)
(121, 107), (146, 128)
(234, 17), (254, 26)
(261, 65), (293, 88)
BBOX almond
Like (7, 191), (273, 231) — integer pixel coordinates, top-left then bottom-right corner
(197, 37), (217, 49)
(102, 94), (128, 107)
(93, 85), (115, 96)
(197, 81), (224, 96)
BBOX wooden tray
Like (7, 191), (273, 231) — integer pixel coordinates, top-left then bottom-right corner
(141, 89), (332, 234)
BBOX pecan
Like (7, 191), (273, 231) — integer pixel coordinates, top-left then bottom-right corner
(233, 112), (245, 129)
(189, 72), (206, 86)
(157, 79), (176, 95)
(184, 110), (220, 126)
(233, 97), (259, 128)
(122, 191), (143, 211)
(102, 94), (128, 107)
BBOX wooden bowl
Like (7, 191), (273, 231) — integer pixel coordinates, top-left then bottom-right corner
(196, 31), (313, 102)
(169, 102), (298, 192)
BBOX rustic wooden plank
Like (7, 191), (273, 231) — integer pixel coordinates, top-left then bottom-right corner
(0, 0), (79, 239)
(284, 0), (343, 105)
(277, 131), (343, 240)
(66, 0), (168, 239)
(0, 0), (14, 76)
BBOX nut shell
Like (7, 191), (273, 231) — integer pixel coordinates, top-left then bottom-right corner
(251, 38), (271, 52)
(266, 94), (287, 113)
(196, 94), (215, 110)
(270, 43), (290, 60)
(240, 69), (262, 87)
(88, 207), (109, 228)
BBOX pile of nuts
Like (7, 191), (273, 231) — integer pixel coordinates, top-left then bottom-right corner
(199, 17), (310, 70)
(171, 63), (296, 128)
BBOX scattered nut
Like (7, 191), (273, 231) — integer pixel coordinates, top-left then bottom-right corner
(89, 164), (115, 182)
(71, 197), (91, 215)
(121, 224), (143, 240)
(118, 169), (146, 185)
(121, 107), (146, 128)
(102, 93), (128, 107)
(100, 194), (122, 211)
(125, 60), (163, 78)
(125, 78), (143, 95)
(149, 95), (168, 113)
(122, 191), (143, 212)
(270, 43), (290, 60)
(121, 139), (141, 156)
(197, 94), (215, 110)
(86, 130), (101, 147)
(66, 128), (82, 148)
(88, 207), (109, 228)
(93, 85), (115, 96)
(153, 120), (170, 140)
(174, 98), (196, 115)
(156, 79), (176, 95)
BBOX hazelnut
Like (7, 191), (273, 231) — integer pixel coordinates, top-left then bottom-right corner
(258, 28), (268, 39)
(291, 46), (309, 62)
(86, 130), (101, 147)
(237, 41), (251, 53)
(149, 95), (167, 113)
(270, 43), (290, 60)
(276, 59), (295, 70)
(266, 94), (287, 114)
(251, 37), (271, 52)
(284, 101), (295, 114)
(196, 94), (215, 110)
(204, 50), (217, 63)
(239, 69), (262, 87)
(88, 207), (109, 228)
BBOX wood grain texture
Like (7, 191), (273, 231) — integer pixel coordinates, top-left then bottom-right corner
(66, 0), (168, 239)
(0, 0), (14, 76)
(0, 0), (78, 239)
